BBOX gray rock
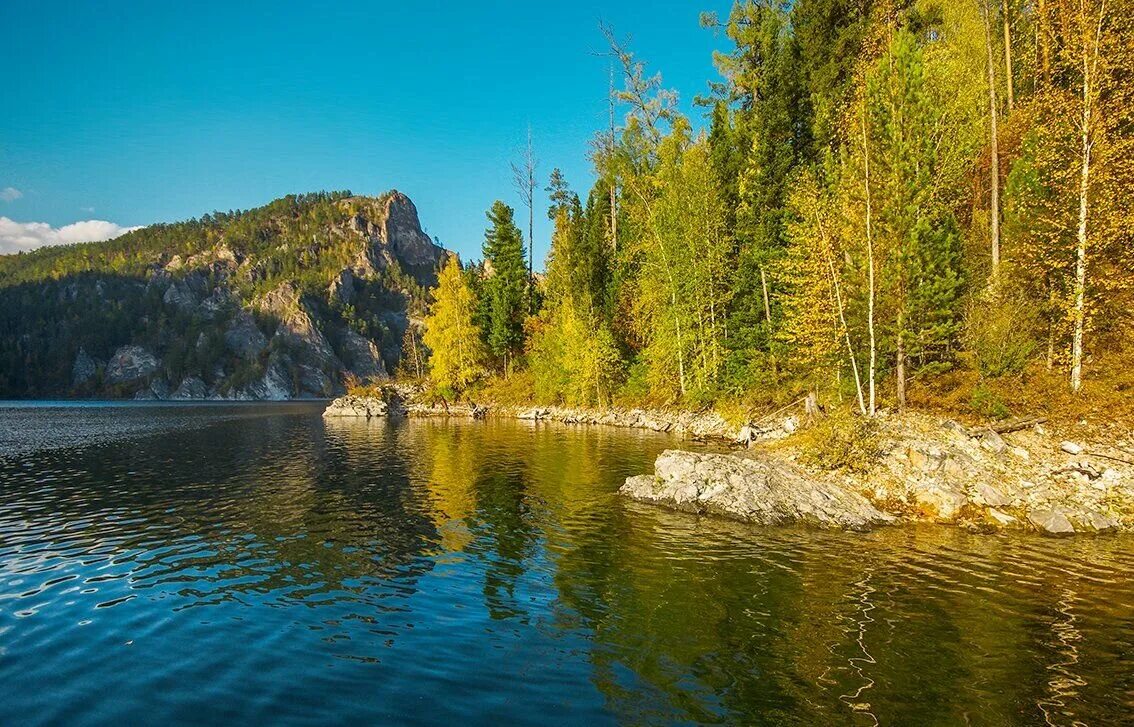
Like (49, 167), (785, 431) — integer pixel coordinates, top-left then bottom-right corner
(148, 379), (171, 400)
(1069, 510), (1119, 533)
(298, 364), (334, 397)
(199, 288), (235, 320)
(339, 329), (387, 380)
(106, 345), (159, 385)
(162, 281), (198, 312)
(243, 358), (293, 400)
(910, 481), (969, 520)
(1028, 508), (1075, 535)
(170, 376), (208, 400)
(72, 347), (98, 388)
(258, 283), (340, 370)
(323, 395), (388, 419)
(621, 450), (894, 531)
(977, 428), (1007, 454)
(224, 312), (268, 360)
(328, 269), (356, 305)
(973, 482), (1010, 508)
(1061, 441), (1085, 455)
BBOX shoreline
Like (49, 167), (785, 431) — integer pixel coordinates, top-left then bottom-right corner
(325, 389), (1134, 536)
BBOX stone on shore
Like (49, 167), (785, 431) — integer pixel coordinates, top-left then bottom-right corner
(621, 449), (894, 531)
(323, 394), (388, 419)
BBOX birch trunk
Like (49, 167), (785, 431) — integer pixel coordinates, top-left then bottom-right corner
(1003, 0), (1015, 110)
(862, 110), (877, 416)
(983, 0), (1002, 278)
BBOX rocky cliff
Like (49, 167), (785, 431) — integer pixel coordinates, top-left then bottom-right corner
(0, 190), (450, 400)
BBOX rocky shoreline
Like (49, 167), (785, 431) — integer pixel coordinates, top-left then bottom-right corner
(323, 390), (1134, 536)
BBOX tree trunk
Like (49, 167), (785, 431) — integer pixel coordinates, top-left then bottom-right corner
(862, 110), (877, 417)
(1071, 4), (1101, 394)
(816, 211), (867, 416)
(983, 0), (1002, 278)
(1071, 86), (1092, 393)
(609, 64), (619, 255)
(759, 265), (772, 325)
(1037, 0), (1052, 87)
(1003, 0), (1015, 111)
(896, 312), (907, 411)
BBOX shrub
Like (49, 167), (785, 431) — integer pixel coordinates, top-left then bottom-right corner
(969, 382), (1011, 420)
(797, 410), (882, 473)
(966, 293), (1038, 378)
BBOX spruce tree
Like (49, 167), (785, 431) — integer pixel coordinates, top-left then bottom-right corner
(481, 201), (528, 371)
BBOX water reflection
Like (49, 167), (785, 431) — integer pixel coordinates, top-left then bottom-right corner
(1, 405), (1133, 725)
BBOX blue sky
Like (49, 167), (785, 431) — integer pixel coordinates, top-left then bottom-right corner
(0, 0), (731, 264)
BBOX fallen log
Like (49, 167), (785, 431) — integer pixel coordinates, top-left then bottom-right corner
(988, 417), (1047, 433)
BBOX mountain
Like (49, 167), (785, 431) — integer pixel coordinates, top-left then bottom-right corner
(0, 191), (450, 399)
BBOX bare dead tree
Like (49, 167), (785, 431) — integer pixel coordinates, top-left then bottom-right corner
(511, 126), (538, 311)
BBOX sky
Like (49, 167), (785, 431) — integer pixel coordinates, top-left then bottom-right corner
(0, 0), (732, 264)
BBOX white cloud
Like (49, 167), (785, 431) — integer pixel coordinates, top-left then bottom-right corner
(0, 217), (143, 254)
(1, 187), (23, 202)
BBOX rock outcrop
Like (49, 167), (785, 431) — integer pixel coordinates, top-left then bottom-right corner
(323, 394), (389, 419)
(338, 329), (387, 380)
(224, 312), (268, 360)
(72, 348), (98, 388)
(621, 450), (894, 531)
(106, 345), (159, 386)
(171, 376), (207, 400)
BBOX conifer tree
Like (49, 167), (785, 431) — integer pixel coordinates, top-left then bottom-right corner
(481, 201), (529, 372)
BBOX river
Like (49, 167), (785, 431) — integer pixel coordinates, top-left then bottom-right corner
(1, 402), (1131, 725)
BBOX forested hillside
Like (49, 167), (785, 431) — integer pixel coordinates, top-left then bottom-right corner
(423, 0), (1134, 421)
(0, 191), (447, 398)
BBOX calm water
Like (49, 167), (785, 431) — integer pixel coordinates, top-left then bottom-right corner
(1, 403), (1132, 725)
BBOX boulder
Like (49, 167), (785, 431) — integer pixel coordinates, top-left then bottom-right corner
(1069, 509), (1119, 534)
(621, 450), (893, 531)
(977, 428), (1007, 455)
(1061, 441), (1085, 455)
(106, 345), (159, 385)
(1028, 508), (1075, 536)
(910, 481), (968, 521)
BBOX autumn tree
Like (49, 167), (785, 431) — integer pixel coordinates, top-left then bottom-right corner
(423, 257), (487, 393)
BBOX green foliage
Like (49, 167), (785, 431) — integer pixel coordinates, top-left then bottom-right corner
(966, 294), (1038, 378)
(481, 201), (528, 368)
(969, 383), (1011, 420)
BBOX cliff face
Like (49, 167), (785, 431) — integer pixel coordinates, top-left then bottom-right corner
(0, 190), (448, 400)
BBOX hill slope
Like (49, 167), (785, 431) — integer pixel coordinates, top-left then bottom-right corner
(0, 191), (449, 399)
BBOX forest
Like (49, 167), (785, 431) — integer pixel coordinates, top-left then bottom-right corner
(421, 0), (1134, 421)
